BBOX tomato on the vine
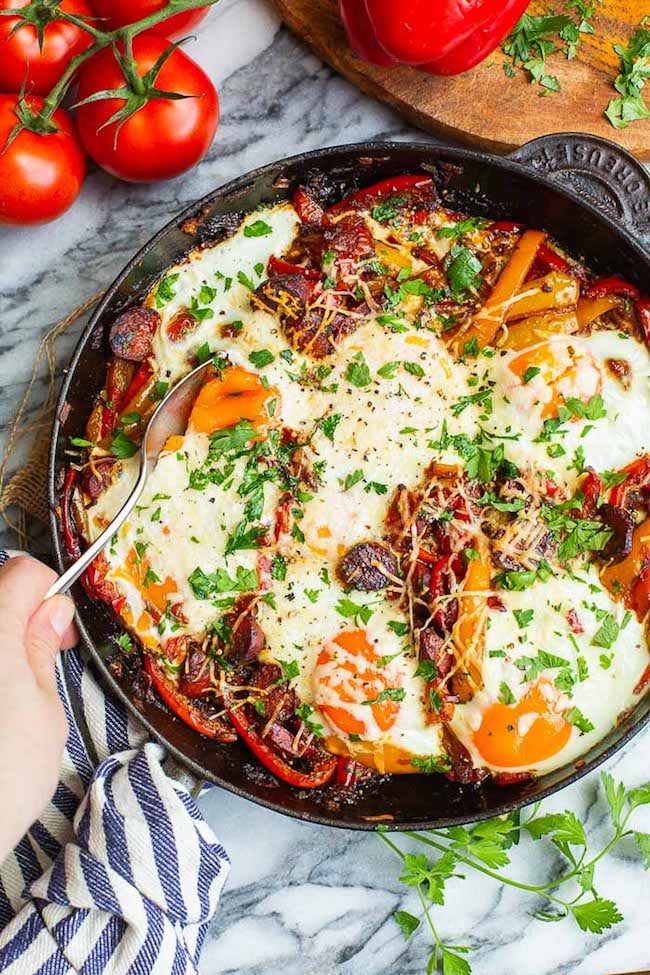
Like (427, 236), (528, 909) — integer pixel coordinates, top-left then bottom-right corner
(75, 35), (218, 182)
(89, 0), (209, 40)
(0, 0), (94, 96)
(0, 95), (86, 224)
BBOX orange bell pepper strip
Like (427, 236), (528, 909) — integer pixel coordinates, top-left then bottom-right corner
(501, 310), (579, 352)
(576, 294), (621, 329)
(450, 555), (492, 701)
(450, 230), (546, 355)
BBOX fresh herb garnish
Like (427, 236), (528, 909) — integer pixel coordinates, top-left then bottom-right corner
(382, 771), (650, 975)
(605, 24), (650, 129)
(244, 219), (273, 237)
(111, 430), (138, 459)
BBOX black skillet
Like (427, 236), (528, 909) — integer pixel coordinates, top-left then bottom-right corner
(49, 133), (650, 830)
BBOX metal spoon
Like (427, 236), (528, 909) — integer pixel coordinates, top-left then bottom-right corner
(46, 361), (213, 599)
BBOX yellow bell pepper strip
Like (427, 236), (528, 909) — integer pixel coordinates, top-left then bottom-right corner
(504, 272), (579, 322)
(450, 230), (546, 355)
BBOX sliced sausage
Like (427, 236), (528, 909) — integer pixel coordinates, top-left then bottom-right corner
(109, 307), (160, 361)
(338, 542), (399, 592)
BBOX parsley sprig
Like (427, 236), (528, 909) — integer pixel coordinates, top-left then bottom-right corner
(381, 771), (650, 974)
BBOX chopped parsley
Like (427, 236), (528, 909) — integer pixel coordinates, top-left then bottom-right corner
(248, 349), (275, 368)
(345, 352), (372, 388)
(363, 687), (406, 706)
(111, 430), (138, 459)
(244, 219), (273, 237)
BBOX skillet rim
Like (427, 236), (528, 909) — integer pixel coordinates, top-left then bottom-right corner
(48, 138), (650, 831)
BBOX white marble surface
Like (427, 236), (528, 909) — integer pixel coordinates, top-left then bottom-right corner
(1, 3), (650, 973)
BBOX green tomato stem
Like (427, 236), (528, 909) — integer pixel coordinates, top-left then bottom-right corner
(36, 0), (220, 122)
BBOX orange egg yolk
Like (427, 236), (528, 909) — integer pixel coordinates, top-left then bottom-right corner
(188, 366), (278, 436)
(114, 547), (178, 616)
(473, 682), (572, 768)
(508, 341), (601, 419)
(314, 629), (401, 739)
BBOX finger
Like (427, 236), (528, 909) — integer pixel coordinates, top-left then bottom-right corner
(59, 618), (80, 650)
(25, 596), (76, 694)
(0, 557), (60, 643)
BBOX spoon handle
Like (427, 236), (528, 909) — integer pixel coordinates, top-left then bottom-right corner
(45, 460), (146, 600)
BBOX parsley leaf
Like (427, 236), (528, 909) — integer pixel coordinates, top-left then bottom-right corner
(111, 430), (138, 459)
(248, 349), (275, 368)
(345, 352), (372, 387)
(446, 245), (482, 294)
(244, 219), (273, 237)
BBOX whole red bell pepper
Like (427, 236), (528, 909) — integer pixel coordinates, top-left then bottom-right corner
(339, 0), (532, 77)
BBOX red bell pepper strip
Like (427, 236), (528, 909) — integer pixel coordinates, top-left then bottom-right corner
(636, 297), (650, 345)
(292, 186), (329, 227)
(122, 360), (154, 406)
(584, 276), (640, 300)
(267, 254), (321, 282)
(83, 554), (126, 615)
(429, 555), (450, 598)
(610, 455), (650, 510)
(61, 468), (82, 560)
(580, 470), (602, 518)
(342, 0), (531, 76)
(338, 0), (396, 65)
(328, 174), (433, 217)
(536, 243), (572, 275)
(224, 696), (337, 788)
(144, 654), (237, 742)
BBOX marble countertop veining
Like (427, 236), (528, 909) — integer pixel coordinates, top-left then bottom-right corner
(1, 3), (650, 973)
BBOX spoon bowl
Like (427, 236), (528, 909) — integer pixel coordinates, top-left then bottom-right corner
(46, 361), (213, 599)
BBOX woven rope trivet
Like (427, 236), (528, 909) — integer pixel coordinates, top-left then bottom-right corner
(0, 292), (103, 547)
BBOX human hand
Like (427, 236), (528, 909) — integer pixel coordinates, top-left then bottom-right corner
(0, 556), (78, 862)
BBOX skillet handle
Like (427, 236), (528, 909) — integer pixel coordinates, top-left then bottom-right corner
(509, 133), (650, 251)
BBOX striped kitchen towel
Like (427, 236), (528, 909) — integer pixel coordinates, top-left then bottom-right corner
(0, 550), (230, 974)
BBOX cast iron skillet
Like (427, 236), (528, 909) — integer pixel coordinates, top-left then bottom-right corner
(49, 133), (650, 830)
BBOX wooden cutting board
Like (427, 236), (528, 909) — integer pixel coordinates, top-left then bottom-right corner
(271, 0), (650, 160)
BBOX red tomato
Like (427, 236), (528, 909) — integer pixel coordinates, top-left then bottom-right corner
(0, 0), (93, 96)
(0, 94), (86, 225)
(75, 35), (219, 182)
(89, 0), (209, 40)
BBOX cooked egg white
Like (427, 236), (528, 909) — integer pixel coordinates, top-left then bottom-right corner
(87, 203), (650, 777)
(485, 331), (650, 485)
(451, 566), (648, 774)
(256, 555), (443, 772)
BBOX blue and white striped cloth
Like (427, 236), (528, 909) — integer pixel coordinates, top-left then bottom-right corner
(0, 551), (230, 974)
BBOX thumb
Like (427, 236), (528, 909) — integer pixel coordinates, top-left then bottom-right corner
(26, 596), (76, 693)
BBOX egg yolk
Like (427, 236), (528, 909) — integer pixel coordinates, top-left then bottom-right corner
(314, 629), (401, 739)
(114, 547), (178, 615)
(474, 682), (571, 768)
(188, 366), (278, 435)
(507, 340), (601, 419)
